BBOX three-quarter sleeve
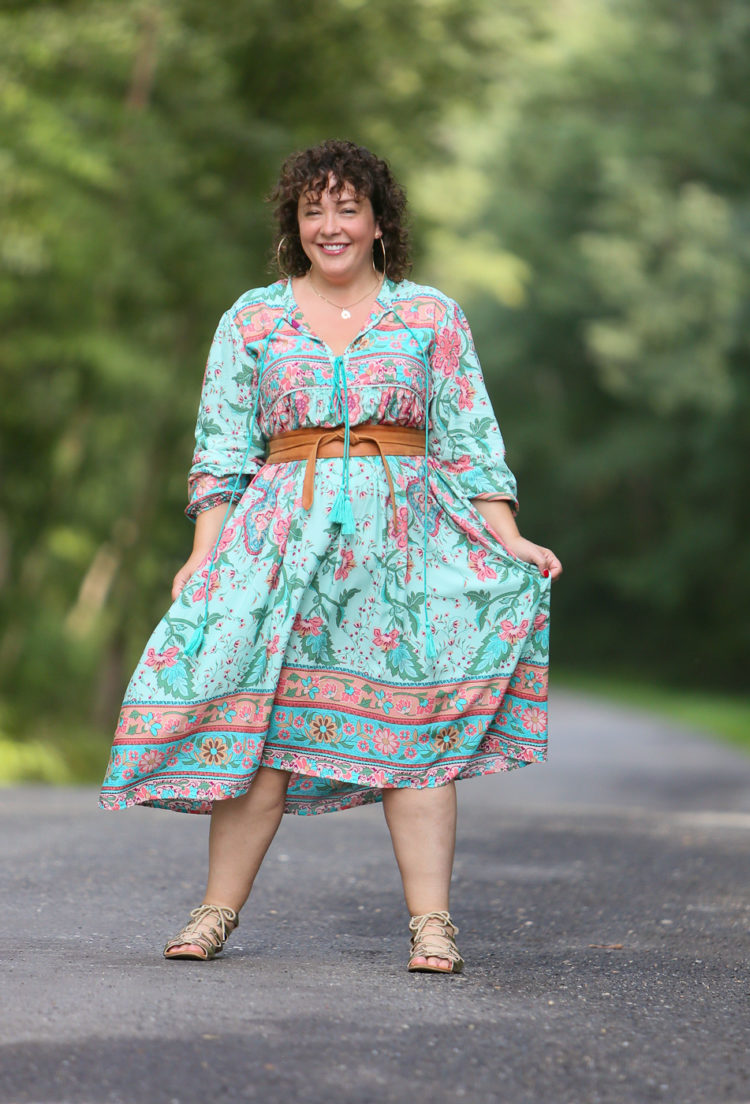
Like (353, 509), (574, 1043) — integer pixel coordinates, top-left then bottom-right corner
(185, 308), (266, 521)
(428, 298), (519, 514)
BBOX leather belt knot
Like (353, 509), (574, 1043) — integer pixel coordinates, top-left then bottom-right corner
(265, 423), (426, 530)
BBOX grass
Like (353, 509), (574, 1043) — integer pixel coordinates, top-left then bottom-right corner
(554, 668), (750, 753)
(0, 724), (107, 786)
(0, 737), (74, 784)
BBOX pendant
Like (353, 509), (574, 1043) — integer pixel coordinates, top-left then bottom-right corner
(341, 309), (351, 319)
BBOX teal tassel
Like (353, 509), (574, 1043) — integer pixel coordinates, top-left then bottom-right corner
(340, 495), (356, 535)
(425, 629), (437, 659)
(184, 619), (206, 658)
(330, 488), (356, 534)
(329, 489), (347, 523)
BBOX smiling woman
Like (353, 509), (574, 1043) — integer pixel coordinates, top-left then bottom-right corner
(98, 138), (561, 973)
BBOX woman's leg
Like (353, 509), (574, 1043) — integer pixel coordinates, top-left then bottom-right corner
(166, 765), (291, 955)
(381, 781), (457, 969)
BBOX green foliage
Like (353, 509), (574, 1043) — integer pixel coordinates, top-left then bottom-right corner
(417, 0), (750, 689)
(0, 738), (72, 784)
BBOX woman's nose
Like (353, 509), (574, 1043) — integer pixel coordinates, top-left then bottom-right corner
(321, 209), (340, 236)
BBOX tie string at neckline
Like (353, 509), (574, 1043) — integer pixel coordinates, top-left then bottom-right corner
(327, 356), (356, 535)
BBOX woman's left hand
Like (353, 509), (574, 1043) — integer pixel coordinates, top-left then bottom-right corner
(503, 535), (563, 580)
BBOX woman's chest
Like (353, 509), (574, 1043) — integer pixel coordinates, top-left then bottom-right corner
(255, 327), (430, 430)
(259, 328), (427, 404)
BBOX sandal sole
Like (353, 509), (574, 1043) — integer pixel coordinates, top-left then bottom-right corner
(407, 963), (464, 974)
(163, 949), (214, 960)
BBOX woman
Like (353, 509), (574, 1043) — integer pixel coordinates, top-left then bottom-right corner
(99, 139), (562, 973)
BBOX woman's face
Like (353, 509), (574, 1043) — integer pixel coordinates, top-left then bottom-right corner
(297, 175), (380, 286)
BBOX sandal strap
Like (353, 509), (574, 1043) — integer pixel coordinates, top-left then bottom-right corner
(409, 910), (459, 939)
(408, 910), (463, 964)
(164, 903), (238, 955)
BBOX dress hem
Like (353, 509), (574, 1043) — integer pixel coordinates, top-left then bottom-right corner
(99, 747), (547, 816)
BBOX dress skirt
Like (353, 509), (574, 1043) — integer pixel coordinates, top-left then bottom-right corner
(99, 455), (550, 815)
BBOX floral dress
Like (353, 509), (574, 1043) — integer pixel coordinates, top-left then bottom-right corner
(99, 276), (551, 816)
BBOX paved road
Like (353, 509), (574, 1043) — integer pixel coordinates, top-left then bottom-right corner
(1, 690), (749, 1104)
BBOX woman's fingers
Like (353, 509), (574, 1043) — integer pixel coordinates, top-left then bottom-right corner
(539, 548), (563, 580)
(526, 545), (563, 580)
(171, 572), (187, 601)
(506, 537), (562, 580)
(172, 550), (212, 600)
(171, 563), (195, 601)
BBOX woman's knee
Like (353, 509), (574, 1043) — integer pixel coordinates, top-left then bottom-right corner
(251, 765), (292, 802)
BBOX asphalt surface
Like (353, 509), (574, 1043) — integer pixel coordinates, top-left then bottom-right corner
(1, 689), (749, 1104)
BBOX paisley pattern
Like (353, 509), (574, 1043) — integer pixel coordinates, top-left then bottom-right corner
(99, 277), (551, 815)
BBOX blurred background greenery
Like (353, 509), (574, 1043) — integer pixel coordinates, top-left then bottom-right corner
(1, 0), (748, 783)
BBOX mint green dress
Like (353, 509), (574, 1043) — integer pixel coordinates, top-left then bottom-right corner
(99, 277), (551, 815)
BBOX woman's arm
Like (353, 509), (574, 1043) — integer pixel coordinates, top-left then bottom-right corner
(171, 502), (236, 600)
(185, 307), (267, 520)
(471, 498), (563, 580)
(427, 298), (519, 509)
(471, 498), (519, 543)
(174, 303), (268, 601)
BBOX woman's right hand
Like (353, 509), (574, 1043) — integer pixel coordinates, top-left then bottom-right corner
(172, 502), (236, 601)
(171, 548), (211, 602)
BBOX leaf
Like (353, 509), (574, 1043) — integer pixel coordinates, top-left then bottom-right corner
(334, 587), (359, 627)
(386, 641), (421, 680)
(231, 366), (256, 389)
(465, 588), (497, 629)
(468, 417), (494, 439)
(301, 630), (335, 665)
(469, 633), (510, 676)
(156, 661), (193, 699)
(242, 649), (267, 685)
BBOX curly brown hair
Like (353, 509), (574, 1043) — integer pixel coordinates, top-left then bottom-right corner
(269, 139), (411, 282)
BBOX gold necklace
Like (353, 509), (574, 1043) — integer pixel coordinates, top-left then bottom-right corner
(308, 273), (383, 319)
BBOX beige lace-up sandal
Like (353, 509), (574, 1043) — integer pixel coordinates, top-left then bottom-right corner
(407, 910), (464, 974)
(163, 903), (239, 961)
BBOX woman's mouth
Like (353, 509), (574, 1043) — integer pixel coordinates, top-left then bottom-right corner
(318, 243), (349, 255)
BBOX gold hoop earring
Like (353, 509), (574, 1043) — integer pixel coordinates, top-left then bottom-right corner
(378, 235), (387, 276)
(276, 236), (288, 277)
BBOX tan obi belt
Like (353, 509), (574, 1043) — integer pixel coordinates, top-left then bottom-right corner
(265, 424), (426, 528)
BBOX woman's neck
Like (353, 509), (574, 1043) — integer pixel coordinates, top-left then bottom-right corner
(305, 266), (381, 303)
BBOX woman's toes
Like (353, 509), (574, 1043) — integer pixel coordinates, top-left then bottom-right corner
(165, 943), (204, 957)
(410, 954), (453, 970)
(426, 955), (450, 970)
